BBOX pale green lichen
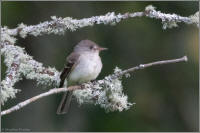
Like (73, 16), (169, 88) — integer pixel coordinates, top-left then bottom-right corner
(162, 21), (178, 30)
(1, 44), (60, 104)
(1, 81), (21, 105)
(1, 27), (17, 45)
(18, 23), (28, 38)
(145, 5), (156, 11)
(73, 67), (133, 112)
(189, 11), (199, 27)
(14, 12), (128, 38)
(144, 5), (198, 30)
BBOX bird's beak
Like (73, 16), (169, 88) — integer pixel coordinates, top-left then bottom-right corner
(98, 47), (108, 51)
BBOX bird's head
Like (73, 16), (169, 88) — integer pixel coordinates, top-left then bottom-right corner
(74, 40), (107, 54)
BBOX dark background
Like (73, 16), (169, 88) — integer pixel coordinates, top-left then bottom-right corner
(1, 1), (199, 132)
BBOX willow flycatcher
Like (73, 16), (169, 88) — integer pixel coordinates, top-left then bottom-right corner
(57, 40), (107, 114)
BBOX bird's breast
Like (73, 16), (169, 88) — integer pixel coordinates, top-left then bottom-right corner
(68, 53), (102, 85)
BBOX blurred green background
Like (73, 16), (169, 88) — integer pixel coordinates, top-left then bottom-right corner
(1, 1), (199, 132)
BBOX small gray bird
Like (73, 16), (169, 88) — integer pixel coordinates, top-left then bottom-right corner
(57, 40), (107, 114)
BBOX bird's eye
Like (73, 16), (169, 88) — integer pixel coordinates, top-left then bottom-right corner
(90, 46), (94, 50)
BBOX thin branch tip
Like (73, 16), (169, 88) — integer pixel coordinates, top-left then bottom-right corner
(183, 56), (188, 62)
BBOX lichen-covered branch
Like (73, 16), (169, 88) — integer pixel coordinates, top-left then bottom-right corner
(1, 41), (60, 105)
(1, 86), (81, 116)
(73, 56), (188, 112)
(1, 5), (198, 39)
(1, 56), (188, 116)
(144, 5), (199, 29)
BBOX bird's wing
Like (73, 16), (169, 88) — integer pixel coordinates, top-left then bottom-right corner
(59, 52), (80, 88)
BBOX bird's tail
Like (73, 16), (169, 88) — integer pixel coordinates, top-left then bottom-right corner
(56, 91), (73, 115)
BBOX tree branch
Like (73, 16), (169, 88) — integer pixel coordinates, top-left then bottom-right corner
(1, 86), (81, 116)
(118, 56), (188, 77)
(1, 5), (198, 39)
(1, 42), (60, 105)
(1, 56), (188, 116)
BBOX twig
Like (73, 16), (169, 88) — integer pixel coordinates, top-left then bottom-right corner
(119, 56), (188, 77)
(1, 56), (188, 116)
(1, 86), (81, 116)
